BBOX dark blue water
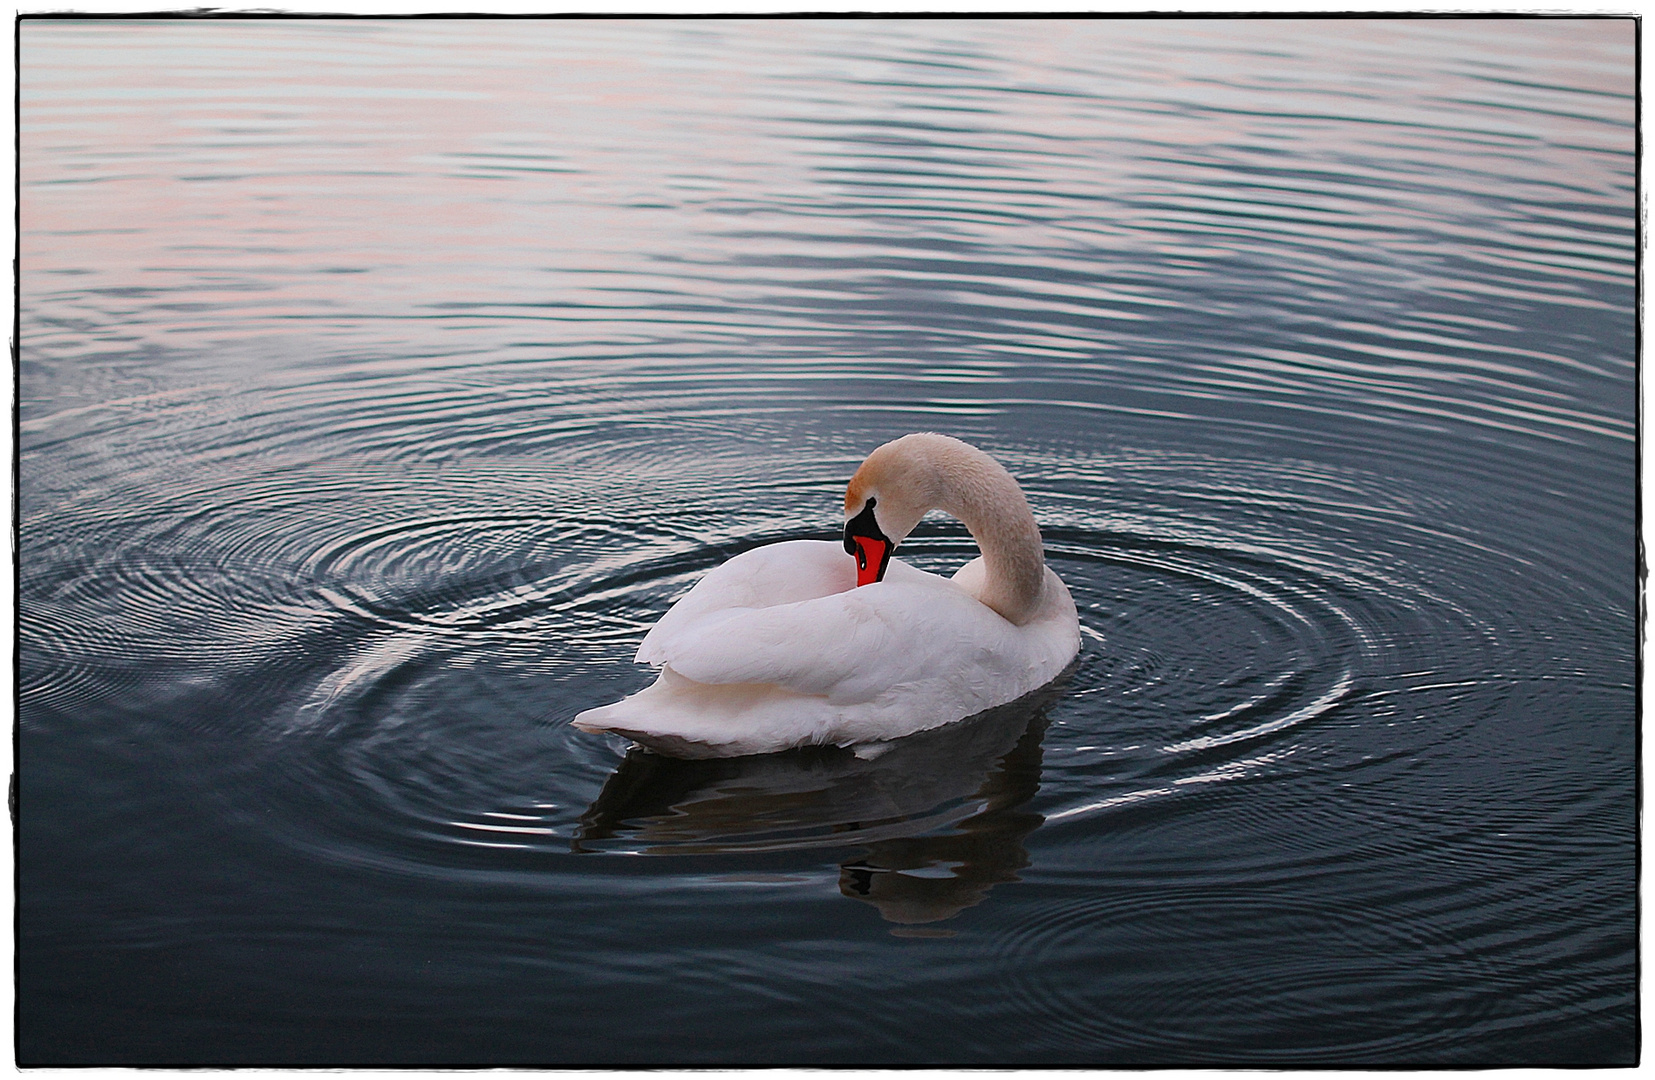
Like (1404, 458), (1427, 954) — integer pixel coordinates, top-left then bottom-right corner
(18, 16), (1637, 1065)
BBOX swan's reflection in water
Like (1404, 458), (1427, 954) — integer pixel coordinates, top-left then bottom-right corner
(574, 685), (1058, 929)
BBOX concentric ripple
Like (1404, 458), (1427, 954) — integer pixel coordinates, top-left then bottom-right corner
(24, 423), (1544, 899)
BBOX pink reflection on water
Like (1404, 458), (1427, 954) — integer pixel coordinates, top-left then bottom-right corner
(21, 17), (1634, 364)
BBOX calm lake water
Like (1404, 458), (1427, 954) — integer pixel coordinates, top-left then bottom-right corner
(18, 16), (1637, 1066)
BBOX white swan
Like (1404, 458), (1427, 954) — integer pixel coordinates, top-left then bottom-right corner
(571, 433), (1081, 758)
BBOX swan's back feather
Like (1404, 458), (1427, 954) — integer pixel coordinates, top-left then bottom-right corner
(647, 564), (1012, 704)
(636, 540), (853, 665)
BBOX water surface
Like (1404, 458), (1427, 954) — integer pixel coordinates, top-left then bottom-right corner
(18, 16), (1637, 1065)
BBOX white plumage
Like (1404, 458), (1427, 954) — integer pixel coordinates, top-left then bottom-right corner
(572, 434), (1081, 758)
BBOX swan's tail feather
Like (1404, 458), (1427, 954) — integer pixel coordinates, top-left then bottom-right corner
(572, 719), (728, 760)
(571, 668), (840, 759)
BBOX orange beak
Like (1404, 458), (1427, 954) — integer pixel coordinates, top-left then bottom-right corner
(851, 535), (888, 587)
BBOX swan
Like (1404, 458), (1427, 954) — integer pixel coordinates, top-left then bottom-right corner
(571, 433), (1080, 758)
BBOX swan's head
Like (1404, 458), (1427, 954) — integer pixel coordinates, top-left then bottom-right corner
(842, 433), (958, 586)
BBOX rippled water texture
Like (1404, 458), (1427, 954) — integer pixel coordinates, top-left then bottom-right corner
(18, 17), (1636, 1065)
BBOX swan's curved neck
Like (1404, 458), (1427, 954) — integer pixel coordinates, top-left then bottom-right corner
(931, 459), (1047, 625)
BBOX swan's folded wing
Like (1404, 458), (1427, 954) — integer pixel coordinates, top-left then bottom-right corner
(645, 577), (1005, 704)
(637, 540), (854, 664)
